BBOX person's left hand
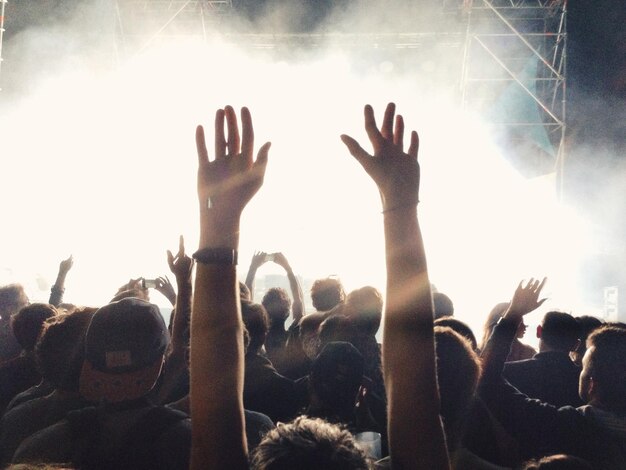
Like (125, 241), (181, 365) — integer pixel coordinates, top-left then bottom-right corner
(59, 255), (74, 275)
(196, 106), (270, 227)
(271, 252), (290, 270)
(167, 235), (193, 281)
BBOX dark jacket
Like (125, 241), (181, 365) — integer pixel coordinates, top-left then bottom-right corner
(503, 350), (583, 407)
(479, 318), (626, 469)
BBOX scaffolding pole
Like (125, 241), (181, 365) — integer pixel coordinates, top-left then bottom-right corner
(0, 0), (7, 91)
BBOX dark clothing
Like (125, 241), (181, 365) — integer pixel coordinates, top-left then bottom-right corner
(0, 354), (41, 415)
(479, 317), (626, 469)
(13, 400), (190, 470)
(0, 322), (21, 364)
(244, 352), (299, 423)
(504, 351), (583, 407)
(5, 381), (55, 413)
(0, 391), (88, 465)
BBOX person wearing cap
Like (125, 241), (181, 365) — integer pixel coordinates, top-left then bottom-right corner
(12, 297), (190, 470)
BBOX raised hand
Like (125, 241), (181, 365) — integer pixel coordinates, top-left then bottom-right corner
(59, 255), (74, 275)
(250, 251), (268, 270)
(196, 106), (270, 246)
(341, 103), (420, 212)
(271, 252), (290, 269)
(167, 235), (193, 281)
(505, 278), (548, 320)
(155, 276), (176, 306)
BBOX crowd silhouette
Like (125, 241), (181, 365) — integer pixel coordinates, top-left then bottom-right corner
(0, 103), (624, 470)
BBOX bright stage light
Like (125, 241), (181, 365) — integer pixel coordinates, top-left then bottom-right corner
(0, 38), (596, 333)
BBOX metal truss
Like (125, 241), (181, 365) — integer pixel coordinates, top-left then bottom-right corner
(0, 0), (7, 91)
(114, 1), (234, 56)
(460, 0), (567, 191)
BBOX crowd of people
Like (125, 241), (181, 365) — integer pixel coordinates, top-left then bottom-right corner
(0, 103), (624, 470)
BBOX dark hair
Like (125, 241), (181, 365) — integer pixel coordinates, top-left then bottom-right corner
(36, 308), (96, 391)
(586, 326), (626, 412)
(239, 282), (251, 302)
(540, 311), (581, 352)
(241, 301), (269, 353)
(434, 317), (478, 351)
(0, 284), (29, 321)
(318, 316), (355, 351)
(522, 454), (593, 470)
(11, 303), (57, 351)
(262, 288), (291, 323)
(250, 416), (369, 470)
(434, 326), (481, 447)
(310, 278), (345, 312)
(344, 286), (383, 336)
(432, 292), (454, 319)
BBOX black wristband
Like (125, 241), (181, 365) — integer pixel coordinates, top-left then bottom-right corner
(192, 247), (238, 265)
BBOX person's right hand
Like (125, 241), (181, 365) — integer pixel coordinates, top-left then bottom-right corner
(271, 252), (290, 270)
(59, 255), (74, 275)
(341, 103), (420, 212)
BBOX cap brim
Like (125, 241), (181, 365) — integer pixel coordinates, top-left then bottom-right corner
(79, 359), (163, 403)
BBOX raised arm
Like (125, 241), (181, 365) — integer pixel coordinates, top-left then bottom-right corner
(48, 255), (73, 307)
(190, 106), (270, 470)
(244, 251), (268, 300)
(341, 103), (449, 470)
(273, 252), (304, 323)
(167, 235), (194, 353)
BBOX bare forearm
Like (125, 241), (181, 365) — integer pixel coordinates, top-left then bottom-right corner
(190, 263), (247, 470)
(170, 278), (192, 353)
(382, 207), (449, 470)
(286, 268), (304, 321)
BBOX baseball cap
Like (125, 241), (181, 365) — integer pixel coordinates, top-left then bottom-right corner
(79, 298), (169, 403)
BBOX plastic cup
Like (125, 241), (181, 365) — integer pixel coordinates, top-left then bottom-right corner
(354, 431), (382, 460)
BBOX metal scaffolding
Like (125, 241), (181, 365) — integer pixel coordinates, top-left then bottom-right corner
(0, 0), (8, 91)
(113, 0), (566, 190)
(461, 0), (567, 192)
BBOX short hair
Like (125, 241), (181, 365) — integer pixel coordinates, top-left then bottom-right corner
(36, 308), (96, 391)
(241, 301), (269, 353)
(586, 326), (626, 411)
(434, 326), (482, 435)
(540, 311), (581, 352)
(434, 317), (478, 351)
(262, 288), (291, 323)
(318, 316), (355, 352)
(310, 278), (345, 312)
(432, 292), (454, 319)
(0, 284), (29, 321)
(11, 303), (57, 351)
(250, 416), (369, 470)
(522, 454), (593, 470)
(344, 286), (383, 336)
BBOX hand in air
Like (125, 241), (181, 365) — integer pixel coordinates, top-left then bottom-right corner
(196, 106), (270, 220)
(167, 235), (193, 281)
(59, 255), (74, 275)
(341, 103), (420, 212)
(506, 277), (548, 319)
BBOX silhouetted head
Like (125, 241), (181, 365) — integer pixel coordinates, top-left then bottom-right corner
(538, 311), (581, 352)
(241, 301), (269, 354)
(250, 416), (369, 470)
(36, 308), (96, 392)
(480, 302), (510, 350)
(318, 316), (356, 352)
(310, 278), (345, 312)
(0, 284), (29, 323)
(434, 317), (478, 351)
(570, 316), (603, 365)
(263, 287), (292, 324)
(579, 325), (626, 413)
(432, 292), (454, 319)
(11, 303), (57, 352)
(343, 286), (383, 336)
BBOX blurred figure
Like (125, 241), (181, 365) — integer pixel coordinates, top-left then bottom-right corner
(0, 284), (30, 362)
(481, 302), (535, 360)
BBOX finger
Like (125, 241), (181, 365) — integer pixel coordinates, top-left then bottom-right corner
(167, 250), (174, 267)
(537, 297), (548, 307)
(253, 141), (271, 179)
(178, 235), (185, 256)
(381, 102), (395, 140)
(214, 109), (226, 160)
(341, 134), (372, 168)
(393, 114), (404, 148)
(241, 106), (254, 163)
(225, 105), (240, 157)
(364, 105), (383, 153)
(196, 125), (209, 165)
(408, 131), (419, 159)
